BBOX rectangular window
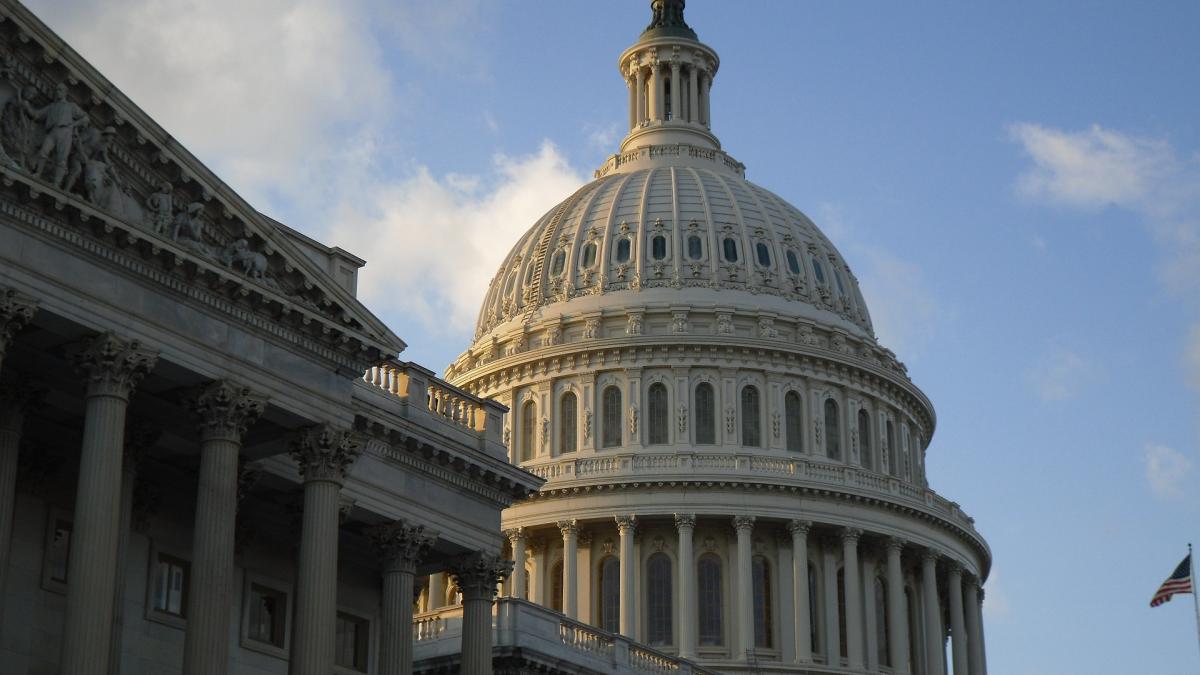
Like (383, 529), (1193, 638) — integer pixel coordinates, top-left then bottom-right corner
(335, 612), (370, 672)
(152, 553), (189, 617)
(47, 517), (72, 585)
(247, 583), (288, 648)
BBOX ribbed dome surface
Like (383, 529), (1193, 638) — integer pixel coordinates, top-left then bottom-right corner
(473, 165), (874, 345)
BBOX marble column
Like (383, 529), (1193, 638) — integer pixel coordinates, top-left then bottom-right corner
(370, 520), (436, 675)
(62, 334), (158, 675)
(789, 520), (813, 664)
(0, 287), (36, 373)
(921, 550), (945, 675)
(699, 71), (711, 128)
(669, 61), (682, 121)
(654, 64), (666, 121)
(0, 379), (37, 642)
(558, 519), (579, 618)
(108, 423), (158, 675)
(965, 579), (985, 675)
(842, 528), (864, 670)
(886, 538), (911, 675)
(948, 563), (969, 675)
(635, 66), (647, 126)
(688, 64), (699, 124)
(505, 528), (526, 599)
(449, 552), (512, 675)
(182, 381), (266, 675)
(627, 74), (637, 130)
(733, 515), (755, 659)
(675, 513), (696, 659)
(974, 588), (989, 675)
(616, 515), (637, 637)
(288, 425), (361, 675)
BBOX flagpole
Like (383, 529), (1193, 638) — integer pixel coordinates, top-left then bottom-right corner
(1191, 543), (1200, 664)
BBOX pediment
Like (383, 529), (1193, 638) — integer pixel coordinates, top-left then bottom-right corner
(0, 1), (405, 368)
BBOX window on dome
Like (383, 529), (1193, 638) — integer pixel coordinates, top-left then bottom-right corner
(858, 408), (872, 470)
(786, 249), (801, 275)
(875, 577), (890, 667)
(687, 234), (704, 260)
(646, 553), (673, 645)
(785, 391), (803, 452)
(551, 559), (564, 613)
(549, 249), (567, 277)
(615, 238), (632, 263)
(906, 428), (916, 481)
(695, 382), (715, 444)
(809, 563), (820, 655)
(647, 383), (669, 445)
(698, 554), (723, 646)
(560, 392), (577, 454)
(834, 269), (847, 296)
(602, 386), (622, 448)
(723, 237), (739, 262)
(755, 242), (771, 267)
(664, 78), (673, 121)
(504, 270), (519, 295)
(651, 235), (667, 261)
(886, 420), (898, 477)
(824, 399), (840, 460)
(741, 385), (761, 447)
(581, 242), (597, 268)
(811, 258), (826, 285)
(520, 401), (537, 462)
(752, 555), (773, 648)
(599, 556), (620, 632)
(524, 262), (536, 285)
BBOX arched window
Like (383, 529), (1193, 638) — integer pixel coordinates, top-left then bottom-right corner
(559, 392), (577, 454)
(646, 553), (673, 645)
(551, 559), (564, 613)
(615, 238), (632, 263)
(886, 420), (898, 477)
(664, 78), (673, 120)
(858, 408), (872, 470)
(837, 568), (847, 659)
(695, 382), (715, 445)
(906, 428), (917, 481)
(599, 556), (620, 632)
(752, 555), (773, 648)
(808, 563), (820, 655)
(524, 262), (536, 285)
(504, 270), (519, 295)
(786, 249), (801, 275)
(697, 554), (723, 646)
(651, 235), (667, 261)
(755, 242), (772, 267)
(581, 242), (597, 268)
(647, 383), (669, 445)
(785, 391), (803, 452)
(834, 269), (847, 296)
(723, 237), (739, 262)
(520, 401), (536, 462)
(687, 234), (703, 260)
(602, 386), (622, 448)
(549, 249), (567, 277)
(741, 385), (761, 447)
(824, 399), (840, 460)
(811, 257), (826, 285)
(875, 577), (890, 666)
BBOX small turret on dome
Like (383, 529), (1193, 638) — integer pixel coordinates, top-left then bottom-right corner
(642, 0), (697, 40)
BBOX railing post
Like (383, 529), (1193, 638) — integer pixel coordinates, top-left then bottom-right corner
(478, 398), (509, 458)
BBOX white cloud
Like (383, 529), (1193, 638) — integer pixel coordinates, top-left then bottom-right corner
(981, 567), (1011, 621)
(585, 122), (623, 153)
(1025, 347), (1096, 402)
(1144, 443), (1194, 501)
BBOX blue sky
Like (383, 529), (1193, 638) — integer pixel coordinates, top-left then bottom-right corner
(30, 1), (1200, 673)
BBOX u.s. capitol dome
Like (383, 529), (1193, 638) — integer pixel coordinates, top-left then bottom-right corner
(445, 3), (990, 673)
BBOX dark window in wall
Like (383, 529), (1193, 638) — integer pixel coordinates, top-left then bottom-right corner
(695, 382), (716, 444)
(808, 563), (820, 655)
(812, 258), (826, 285)
(741, 385), (761, 447)
(858, 408), (873, 470)
(785, 391), (803, 452)
(551, 559), (564, 613)
(786, 249), (801, 275)
(602, 386), (623, 448)
(47, 517), (72, 584)
(752, 555), (773, 648)
(560, 392), (578, 454)
(886, 420), (898, 477)
(834, 269), (847, 296)
(698, 554), (723, 646)
(646, 553), (673, 645)
(600, 556), (621, 632)
(651, 235), (668, 260)
(837, 569), (848, 659)
(723, 237), (739, 262)
(334, 613), (370, 672)
(152, 554), (189, 617)
(687, 235), (704, 260)
(247, 583), (287, 647)
(907, 428), (917, 481)
(615, 238), (632, 263)
(664, 78), (673, 120)
(756, 242), (772, 267)
(549, 249), (567, 276)
(906, 587), (919, 674)
(875, 577), (890, 666)
(824, 399), (841, 460)
(520, 401), (536, 461)
(581, 242), (597, 268)
(647, 383), (669, 445)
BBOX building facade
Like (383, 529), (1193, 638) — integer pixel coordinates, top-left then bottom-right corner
(442, 2), (992, 674)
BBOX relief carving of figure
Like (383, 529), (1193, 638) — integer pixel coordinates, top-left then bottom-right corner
(146, 181), (174, 235)
(0, 65), (23, 169)
(222, 239), (268, 279)
(24, 83), (88, 187)
(172, 202), (211, 256)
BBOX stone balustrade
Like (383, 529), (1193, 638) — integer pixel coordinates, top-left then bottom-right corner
(593, 142), (746, 179)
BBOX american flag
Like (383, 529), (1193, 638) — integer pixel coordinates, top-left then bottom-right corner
(1150, 554), (1194, 608)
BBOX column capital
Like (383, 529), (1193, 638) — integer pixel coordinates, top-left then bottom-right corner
(921, 547), (942, 565)
(0, 287), (37, 358)
(191, 380), (267, 443)
(965, 574), (982, 591)
(614, 515), (637, 533)
(503, 527), (525, 544)
(840, 527), (863, 544)
(732, 515), (755, 533)
(557, 519), (579, 536)
(947, 559), (965, 576)
(674, 512), (696, 530)
(885, 536), (908, 553)
(449, 551), (513, 601)
(369, 520), (437, 574)
(73, 333), (159, 400)
(289, 424), (360, 485)
(787, 519), (812, 537)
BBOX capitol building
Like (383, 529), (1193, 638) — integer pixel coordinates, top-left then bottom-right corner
(0, 1), (989, 675)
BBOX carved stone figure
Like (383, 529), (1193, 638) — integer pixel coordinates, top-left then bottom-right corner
(24, 83), (88, 187)
(0, 64), (22, 169)
(583, 409), (593, 440)
(222, 239), (268, 279)
(172, 202), (212, 256)
(146, 181), (174, 235)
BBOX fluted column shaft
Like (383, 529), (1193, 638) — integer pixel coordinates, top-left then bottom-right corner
(289, 426), (360, 675)
(948, 564), (969, 675)
(371, 521), (434, 675)
(635, 67), (647, 126)
(669, 61), (682, 120)
(790, 521), (812, 664)
(558, 520), (578, 618)
(627, 76), (637, 130)
(654, 64), (666, 121)
(506, 529), (526, 599)
(842, 529), (864, 669)
(886, 539), (911, 675)
(921, 552), (945, 675)
(0, 382), (35, 638)
(450, 553), (512, 675)
(688, 65), (699, 124)
(965, 581), (985, 675)
(699, 72), (711, 128)
(734, 516), (755, 659)
(616, 516), (637, 637)
(62, 335), (157, 675)
(675, 514), (696, 659)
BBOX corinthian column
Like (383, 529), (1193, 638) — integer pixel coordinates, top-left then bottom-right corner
(635, 66), (647, 126)
(669, 60), (682, 120)
(948, 562), (969, 675)
(289, 425), (361, 675)
(886, 538), (911, 675)
(182, 381), (266, 675)
(733, 515), (755, 659)
(615, 515), (637, 637)
(921, 550), (945, 675)
(449, 552), (512, 675)
(842, 528), (865, 670)
(505, 528), (526, 599)
(62, 334), (158, 675)
(965, 577), (985, 675)
(558, 519), (579, 618)
(370, 520), (436, 675)
(0, 289), (35, 372)
(675, 513), (696, 659)
(0, 380), (38, 629)
(789, 520), (812, 664)
(688, 64), (699, 124)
